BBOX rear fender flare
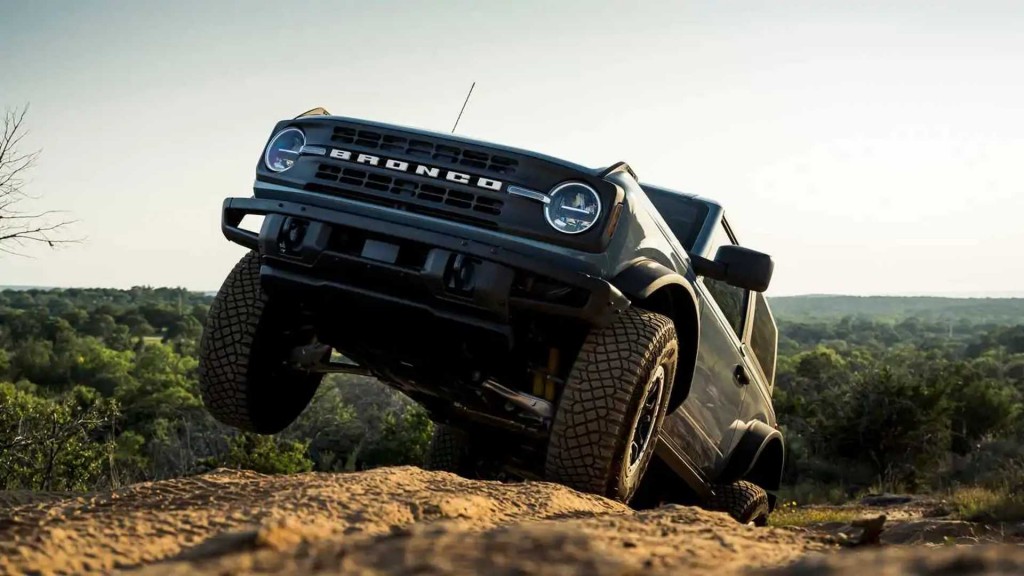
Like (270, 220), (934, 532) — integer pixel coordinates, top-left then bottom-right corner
(718, 420), (785, 508)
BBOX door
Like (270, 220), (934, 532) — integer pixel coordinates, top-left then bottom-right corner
(661, 218), (751, 476)
(737, 291), (779, 427)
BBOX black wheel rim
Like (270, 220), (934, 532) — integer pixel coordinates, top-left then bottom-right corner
(627, 364), (665, 476)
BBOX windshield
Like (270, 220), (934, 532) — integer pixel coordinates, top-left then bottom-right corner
(644, 188), (709, 251)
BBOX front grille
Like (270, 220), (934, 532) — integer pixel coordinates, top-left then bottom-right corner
(331, 127), (519, 176)
(312, 163), (504, 225)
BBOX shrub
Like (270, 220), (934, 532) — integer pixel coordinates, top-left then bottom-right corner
(222, 433), (314, 475)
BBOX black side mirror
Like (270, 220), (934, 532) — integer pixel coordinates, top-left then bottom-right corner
(692, 245), (774, 292)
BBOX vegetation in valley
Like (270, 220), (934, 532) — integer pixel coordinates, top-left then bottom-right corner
(775, 313), (1024, 497)
(771, 294), (1024, 324)
(1, 288), (1022, 524)
(0, 287), (431, 490)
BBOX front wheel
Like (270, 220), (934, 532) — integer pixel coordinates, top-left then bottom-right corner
(197, 251), (323, 434)
(423, 424), (511, 481)
(544, 308), (678, 503)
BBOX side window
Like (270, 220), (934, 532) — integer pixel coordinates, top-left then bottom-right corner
(749, 292), (778, 386)
(705, 279), (746, 336)
(703, 218), (748, 338)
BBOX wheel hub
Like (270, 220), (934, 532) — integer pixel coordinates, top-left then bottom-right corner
(627, 364), (665, 476)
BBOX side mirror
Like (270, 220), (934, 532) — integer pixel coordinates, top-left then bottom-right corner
(692, 245), (774, 292)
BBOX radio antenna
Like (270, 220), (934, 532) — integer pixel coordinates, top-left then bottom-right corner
(451, 81), (476, 134)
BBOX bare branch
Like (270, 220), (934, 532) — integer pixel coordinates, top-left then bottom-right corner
(0, 103), (80, 255)
(0, 209), (70, 220)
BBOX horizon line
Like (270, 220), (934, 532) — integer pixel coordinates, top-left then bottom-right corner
(2, 285), (1023, 300)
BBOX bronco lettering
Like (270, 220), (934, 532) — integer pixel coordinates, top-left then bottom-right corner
(329, 147), (504, 192)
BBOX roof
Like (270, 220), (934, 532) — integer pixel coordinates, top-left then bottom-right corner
(639, 182), (723, 211)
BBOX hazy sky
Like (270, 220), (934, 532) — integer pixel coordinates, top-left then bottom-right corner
(2, 0), (1022, 296)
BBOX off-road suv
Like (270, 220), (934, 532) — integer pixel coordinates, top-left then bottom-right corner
(198, 108), (784, 525)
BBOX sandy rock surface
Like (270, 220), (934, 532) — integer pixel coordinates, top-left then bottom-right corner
(1, 467), (1023, 575)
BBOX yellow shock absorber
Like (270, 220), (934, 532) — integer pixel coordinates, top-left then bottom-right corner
(544, 348), (560, 401)
(532, 368), (545, 397)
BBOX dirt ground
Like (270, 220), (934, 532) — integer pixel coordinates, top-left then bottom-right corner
(2, 467), (1024, 576)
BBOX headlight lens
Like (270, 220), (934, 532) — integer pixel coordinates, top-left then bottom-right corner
(264, 128), (305, 173)
(544, 182), (602, 234)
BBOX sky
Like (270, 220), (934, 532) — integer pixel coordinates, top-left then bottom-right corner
(1, 0), (1022, 296)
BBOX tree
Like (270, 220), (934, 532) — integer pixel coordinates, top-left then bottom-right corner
(222, 433), (314, 475)
(0, 382), (118, 490)
(0, 104), (76, 254)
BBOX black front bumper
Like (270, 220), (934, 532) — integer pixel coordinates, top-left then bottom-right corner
(221, 196), (630, 335)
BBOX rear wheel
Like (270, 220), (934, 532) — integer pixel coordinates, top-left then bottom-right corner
(544, 308), (678, 502)
(198, 251), (323, 434)
(424, 424), (509, 480)
(707, 480), (771, 526)
(424, 424), (472, 474)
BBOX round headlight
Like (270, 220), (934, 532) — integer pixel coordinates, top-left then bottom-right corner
(264, 128), (305, 173)
(544, 182), (602, 234)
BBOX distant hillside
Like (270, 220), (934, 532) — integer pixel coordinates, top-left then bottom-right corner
(4, 286), (1022, 325)
(771, 295), (1024, 324)
(0, 285), (53, 291)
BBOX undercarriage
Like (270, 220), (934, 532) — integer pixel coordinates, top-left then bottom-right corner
(276, 286), (592, 444)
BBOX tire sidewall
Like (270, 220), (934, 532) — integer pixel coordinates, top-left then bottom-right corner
(737, 497), (771, 526)
(616, 337), (678, 500)
(749, 501), (771, 526)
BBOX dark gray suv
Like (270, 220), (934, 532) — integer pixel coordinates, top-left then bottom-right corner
(198, 107), (784, 525)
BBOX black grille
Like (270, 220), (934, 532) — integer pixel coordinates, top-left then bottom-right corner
(313, 163), (504, 223)
(331, 127), (519, 176)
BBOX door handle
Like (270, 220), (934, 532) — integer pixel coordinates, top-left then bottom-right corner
(734, 364), (750, 386)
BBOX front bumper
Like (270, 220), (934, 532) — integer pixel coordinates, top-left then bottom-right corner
(221, 196), (630, 334)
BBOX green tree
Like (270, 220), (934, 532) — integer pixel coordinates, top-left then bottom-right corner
(82, 313), (117, 340)
(0, 382), (118, 490)
(358, 404), (432, 468)
(222, 433), (314, 474)
(70, 336), (133, 396)
(117, 312), (156, 337)
(946, 361), (1020, 454)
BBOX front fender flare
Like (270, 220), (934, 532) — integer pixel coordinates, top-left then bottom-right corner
(612, 259), (694, 301)
(611, 259), (700, 411)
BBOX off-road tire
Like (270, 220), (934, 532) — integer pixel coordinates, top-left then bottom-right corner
(545, 308), (678, 503)
(424, 424), (472, 474)
(198, 251), (323, 434)
(424, 424), (510, 480)
(707, 480), (771, 526)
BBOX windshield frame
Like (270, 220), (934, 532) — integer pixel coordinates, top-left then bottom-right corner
(641, 185), (712, 254)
